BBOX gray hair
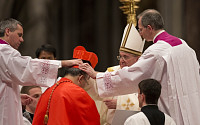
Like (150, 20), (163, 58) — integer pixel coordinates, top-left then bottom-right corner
(137, 9), (164, 30)
(0, 18), (22, 37)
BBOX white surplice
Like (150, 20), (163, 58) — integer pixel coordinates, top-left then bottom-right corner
(124, 112), (176, 125)
(96, 36), (200, 125)
(0, 44), (61, 125)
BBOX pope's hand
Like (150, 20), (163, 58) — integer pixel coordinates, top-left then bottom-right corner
(79, 63), (97, 79)
(104, 99), (117, 109)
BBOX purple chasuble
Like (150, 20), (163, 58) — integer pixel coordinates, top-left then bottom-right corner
(154, 31), (182, 47)
(0, 39), (8, 44)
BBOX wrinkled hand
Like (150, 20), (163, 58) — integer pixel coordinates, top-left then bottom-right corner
(62, 59), (83, 67)
(79, 63), (97, 79)
(21, 94), (33, 106)
(104, 99), (117, 109)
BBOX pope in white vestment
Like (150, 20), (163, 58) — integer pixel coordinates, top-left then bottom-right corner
(83, 23), (144, 124)
(105, 66), (140, 125)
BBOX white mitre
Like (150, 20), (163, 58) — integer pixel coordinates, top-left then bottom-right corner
(120, 23), (145, 56)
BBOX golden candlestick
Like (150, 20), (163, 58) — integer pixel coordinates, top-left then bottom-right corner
(119, 0), (140, 26)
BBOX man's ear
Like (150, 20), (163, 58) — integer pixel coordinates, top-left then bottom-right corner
(141, 93), (145, 102)
(4, 28), (10, 36)
(78, 75), (84, 84)
(147, 25), (153, 31)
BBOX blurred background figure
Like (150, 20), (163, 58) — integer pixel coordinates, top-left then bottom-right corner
(35, 44), (56, 60)
(35, 44), (64, 92)
(21, 86), (42, 123)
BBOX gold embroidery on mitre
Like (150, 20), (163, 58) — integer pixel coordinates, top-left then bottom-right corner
(120, 47), (142, 56)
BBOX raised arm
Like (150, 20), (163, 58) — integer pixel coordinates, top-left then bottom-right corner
(61, 59), (83, 67)
(79, 63), (98, 79)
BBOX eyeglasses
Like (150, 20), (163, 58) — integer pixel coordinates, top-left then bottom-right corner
(138, 27), (147, 33)
(138, 28), (143, 32)
(117, 55), (131, 61)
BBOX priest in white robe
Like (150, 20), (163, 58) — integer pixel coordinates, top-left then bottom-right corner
(79, 9), (200, 125)
(0, 18), (82, 125)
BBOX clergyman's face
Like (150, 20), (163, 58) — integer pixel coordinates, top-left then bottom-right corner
(119, 51), (139, 68)
(8, 24), (24, 49)
(38, 50), (55, 60)
(138, 18), (152, 42)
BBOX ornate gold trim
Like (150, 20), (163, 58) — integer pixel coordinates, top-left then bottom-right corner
(120, 47), (142, 56)
(122, 23), (133, 47)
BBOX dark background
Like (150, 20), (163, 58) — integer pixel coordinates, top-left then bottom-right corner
(0, 0), (199, 71)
